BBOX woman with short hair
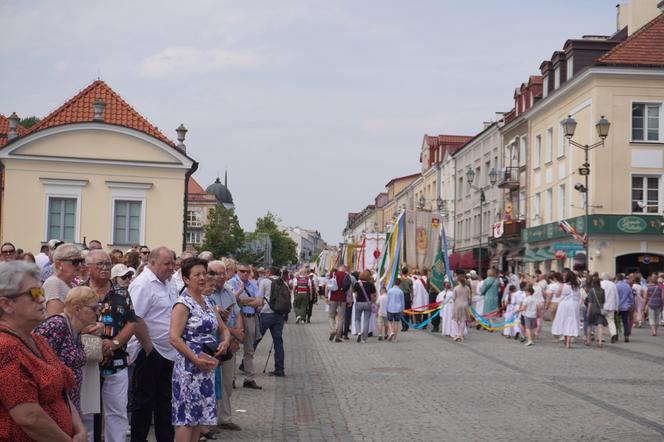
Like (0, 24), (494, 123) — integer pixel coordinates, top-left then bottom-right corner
(0, 261), (87, 441)
(169, 258), (231, 442)
(43, 243), (84, 316)
(34, 286), (100, 412)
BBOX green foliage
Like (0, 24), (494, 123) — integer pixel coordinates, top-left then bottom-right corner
(254, 212), (298, 266)
(197, 205), (245, 258)
(19, 116), (40, 129)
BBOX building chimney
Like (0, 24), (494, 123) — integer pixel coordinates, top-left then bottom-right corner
(176, 124), (188, 150)
(7, 112), (19, 140)
(92, 98), (105, 121)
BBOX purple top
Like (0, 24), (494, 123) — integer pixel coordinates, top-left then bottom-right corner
(616, 280), (634, 312)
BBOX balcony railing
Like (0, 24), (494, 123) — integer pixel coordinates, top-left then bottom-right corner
(497, 166), (520, 190)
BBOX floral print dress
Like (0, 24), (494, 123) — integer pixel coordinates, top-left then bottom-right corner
(172, 291), (219, 426)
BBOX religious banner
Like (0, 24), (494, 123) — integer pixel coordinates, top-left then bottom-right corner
(493, 221), (504, 238)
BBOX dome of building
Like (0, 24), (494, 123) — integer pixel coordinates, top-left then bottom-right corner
(206, 172), (234, 209)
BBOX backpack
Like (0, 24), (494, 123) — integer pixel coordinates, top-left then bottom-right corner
(269, 278), (292, 314)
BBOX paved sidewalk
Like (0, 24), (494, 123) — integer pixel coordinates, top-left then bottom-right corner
(147, 306), (664, 441)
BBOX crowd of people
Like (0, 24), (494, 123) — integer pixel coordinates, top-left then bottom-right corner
(0, 240), (302, 442)
(320, 264), (663, 350)
(1, 236), (662, 442)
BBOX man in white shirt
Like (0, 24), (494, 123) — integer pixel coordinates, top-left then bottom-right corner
(600, 272), (619, 343)
(34, 244), (50, 269)
(128, 247), (177, 442)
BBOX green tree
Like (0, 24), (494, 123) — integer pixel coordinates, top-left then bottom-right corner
(19, 116), (40, 129)
(197, 205), (245, 258)
(254, 212), (298, 266)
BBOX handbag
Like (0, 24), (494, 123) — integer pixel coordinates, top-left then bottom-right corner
(202, 340), (233, 362)
(327, 274), (339, 292)
(81, 334), (103, 363)
(590, 288), (606, 316)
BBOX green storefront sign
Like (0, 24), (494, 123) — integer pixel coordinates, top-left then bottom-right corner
(522, 214), (663, 244)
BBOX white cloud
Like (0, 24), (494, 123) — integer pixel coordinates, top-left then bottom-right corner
(137, 46), (263, 78)
(53, 60), (69, 73)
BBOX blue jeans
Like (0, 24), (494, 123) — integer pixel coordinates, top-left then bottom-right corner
(259, 312), (285, 374)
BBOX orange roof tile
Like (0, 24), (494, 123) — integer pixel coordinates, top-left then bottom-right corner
(424, 134), (473, 147)
(0, 114), (29, 148)
(188, 177), (207, 195)
(598, 13), (664, 67)
(24, 80), (176, 147)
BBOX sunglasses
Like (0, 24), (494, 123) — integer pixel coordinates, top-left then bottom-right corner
(1, 249), (15, 255)
(140, 251), (150, 255)
(238, 269), (250, 273)
(61, 258), (85, 266)
(6, 287), (44, 301)
(120, 273), (133, 280)
(207, 270), (220, 277)
(92, 261), (112, 269)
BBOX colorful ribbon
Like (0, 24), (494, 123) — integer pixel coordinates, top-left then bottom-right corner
(468, 306), (519, 331)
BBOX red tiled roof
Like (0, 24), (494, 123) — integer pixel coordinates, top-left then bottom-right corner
(424, 134), (473, 147)
(188, 177), (206, 194)
(598, 13), (664, 67)
(0, 114), (29, 148)
(23, 80), (176, 147)
(385, 172), (420, 188)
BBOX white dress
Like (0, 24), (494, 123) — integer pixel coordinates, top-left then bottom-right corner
(439, 290), (455, 336)
(412, 277), (429, 310)
(551, 284), (581, 337)
(503, 291), (523, 337)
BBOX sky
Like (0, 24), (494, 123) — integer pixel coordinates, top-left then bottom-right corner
(0, 0), (618, 245)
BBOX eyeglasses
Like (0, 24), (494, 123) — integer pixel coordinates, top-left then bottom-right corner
(207, 270), (219, 277)
(92, 261), (112, 269)
(140, 251), (150, 255)
(120, 273), (133, 280)
(5, 287), (44, 301)
(61, 258), (85, 266)
(238, 269), (250, 274)
(1, 249), (15, 255)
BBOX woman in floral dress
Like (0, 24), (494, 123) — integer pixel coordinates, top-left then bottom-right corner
(169, 258), (230, 442)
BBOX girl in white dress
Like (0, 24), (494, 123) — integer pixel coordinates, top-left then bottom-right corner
(551, 271), (582, 349)
(503, 284), (524, 339)
(439, 282), (455, 338)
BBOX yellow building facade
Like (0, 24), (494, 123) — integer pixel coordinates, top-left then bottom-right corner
(0, 80), (196, 253)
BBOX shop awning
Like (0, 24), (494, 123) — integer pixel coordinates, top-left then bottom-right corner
(536, 247), (555, 261)
(522, 249), (539, 263)
(448, 252), (461, 270)
(459, 250), (477, 269)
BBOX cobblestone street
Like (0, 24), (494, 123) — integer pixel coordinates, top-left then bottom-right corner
(208, 306), (664, 441)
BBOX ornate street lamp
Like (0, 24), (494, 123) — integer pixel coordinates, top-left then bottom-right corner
(466, 166), (497, 277)
(561, 114), (611, 271)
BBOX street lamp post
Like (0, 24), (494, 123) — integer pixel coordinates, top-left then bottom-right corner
(561, 115), (611, 272)
(466, 167), (498, 277)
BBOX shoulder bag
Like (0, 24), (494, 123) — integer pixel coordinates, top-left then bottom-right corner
(358, 282), (377, 314)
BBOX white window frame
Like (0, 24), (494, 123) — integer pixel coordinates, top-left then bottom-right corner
(187, 208), (203, 228)
(630, 173), (662, 214)
(186, 230), (202, 245)
(40, 178), (87, 243)
(545, 128), (553, 163)
(545, 189), (553, 223)
(566, 56), (574, 80)
(554, 67), (561, 89)
(543, 77), (549, 98)
(534, 135), (541, 168)
(519, 136), (526, 167)
(630, 101), (663, 143)
(533, 193), (541, 226)
(558, 184), (566, 220)
(557, 123), (566, 158)
(106, 181), (151, 246)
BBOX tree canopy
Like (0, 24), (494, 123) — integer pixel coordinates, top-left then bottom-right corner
(197, 205), (245, 258)
(254, 212), (298, 266)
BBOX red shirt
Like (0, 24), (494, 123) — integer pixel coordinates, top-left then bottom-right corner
(0, 326), (75, 441)
(330, 271), (348, 303)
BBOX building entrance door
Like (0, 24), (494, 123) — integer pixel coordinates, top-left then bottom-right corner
(615, 253), (664, 277)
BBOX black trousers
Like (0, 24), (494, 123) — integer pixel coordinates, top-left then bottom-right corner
(343, 303), (353, 336)
(429, 292), (441, 330)
(131, 348), (174, 442)
(402, 293), (412, 331)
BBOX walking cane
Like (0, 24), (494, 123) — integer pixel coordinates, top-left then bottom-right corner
(262, 342), (274, 373)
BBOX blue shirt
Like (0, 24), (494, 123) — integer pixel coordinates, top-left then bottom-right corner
(226, 275), (259, 314)
(209, 287), (240, 329)
(616, 280), (634, 311)
(386, 286), (405, 313)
